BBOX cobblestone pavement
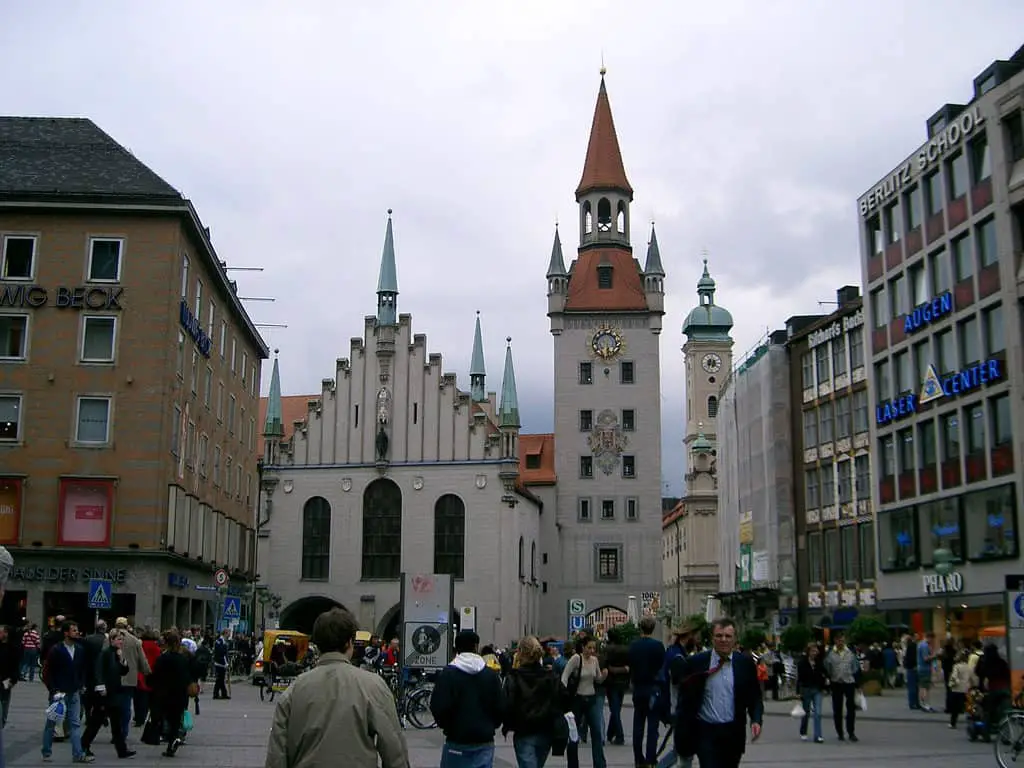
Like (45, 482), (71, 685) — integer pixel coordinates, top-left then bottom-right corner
(1, 679), (1003, 767)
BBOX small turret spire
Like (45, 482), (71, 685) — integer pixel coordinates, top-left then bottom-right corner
(498, 337), (520, 428)
(263, 349), (284, 438)
(469, 311), (486, 402)
(546, 224), (567, 277)
(376, 209), (399, 325)
(576, 73), (633, 200)
(644, 221), (665, 276)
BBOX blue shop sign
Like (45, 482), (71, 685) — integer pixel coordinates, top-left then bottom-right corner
(179, 299), (212, 358)
(903, 291), (953, 334)
(168, 573), (190, 589)
(877, 358), (1003, 425)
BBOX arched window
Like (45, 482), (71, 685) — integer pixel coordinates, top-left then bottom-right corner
(616, 200), (627, 234)
(301, 497), (331, 580)
(433, 494), (465, 579)
(583, 201), (593, 234)
(530, 541), (536, 580)
(518, 536), (525, 578)
(708, 395), (719, 418)
(597, 198), (612, 231)
(362, 479), (402, 580)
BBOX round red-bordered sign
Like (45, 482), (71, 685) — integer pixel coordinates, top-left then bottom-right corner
(214, 568), (229, 587)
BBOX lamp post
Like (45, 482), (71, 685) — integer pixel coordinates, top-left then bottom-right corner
(933, 547), (954, 639)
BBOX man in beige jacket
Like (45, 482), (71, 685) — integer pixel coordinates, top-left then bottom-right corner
(265, 607), (407, 768)
(114, 618), (150, 742)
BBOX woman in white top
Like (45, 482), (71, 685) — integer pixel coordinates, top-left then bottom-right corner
(561, 638), (608, 768)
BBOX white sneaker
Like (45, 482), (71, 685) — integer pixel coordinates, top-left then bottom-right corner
(801, 735), (808, 741)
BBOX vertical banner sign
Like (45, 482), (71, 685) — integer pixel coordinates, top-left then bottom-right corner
(568, 598), (586, 635)
(400, 573), (455, 669)
(1005, 575), (1024, 697)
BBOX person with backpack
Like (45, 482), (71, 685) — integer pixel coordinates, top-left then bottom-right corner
(657, 619), (700, 768)
(502, 636), (566, 767)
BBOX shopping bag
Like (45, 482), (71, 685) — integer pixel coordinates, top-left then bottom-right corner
(790, 702), (806, 718)
(181, 710), (194, 732)
(855, 691), (868, 712)
(565, 712), (579, 744)
(45, 693), (67, 725)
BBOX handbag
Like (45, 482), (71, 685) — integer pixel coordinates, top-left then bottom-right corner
(790, 702), (806, 718)
(854, 691), (868, 711)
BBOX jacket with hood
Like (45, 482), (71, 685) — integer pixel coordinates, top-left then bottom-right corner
(430, 652), (503, 745)
(502, 662), (560, 736)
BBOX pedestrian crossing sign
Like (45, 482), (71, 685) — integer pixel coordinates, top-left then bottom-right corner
(87, 579), (112, 610)
(223, 596), (241, 619)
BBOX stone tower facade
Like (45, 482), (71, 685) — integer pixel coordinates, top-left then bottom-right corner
(664, 261), (734, 618)
(540, 72), (665, 634)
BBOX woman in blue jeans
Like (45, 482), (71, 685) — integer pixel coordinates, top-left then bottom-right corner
(502, 636), (562, 768)
(562, 639), (607, 768)
(797, 643), (828, 743)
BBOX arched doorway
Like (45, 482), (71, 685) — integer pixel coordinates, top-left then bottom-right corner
(585, 605), (629, 638)
(377, 603), (402, 643)
(279, 596), (347, 636)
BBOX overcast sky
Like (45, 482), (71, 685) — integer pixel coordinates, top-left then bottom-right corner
(3, 2), (1022, 494)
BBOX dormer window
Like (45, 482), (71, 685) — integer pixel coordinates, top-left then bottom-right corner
(597, 265), (613, 289)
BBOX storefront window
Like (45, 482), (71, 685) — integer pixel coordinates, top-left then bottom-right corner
(58, 479), (114, 546)
(0, 477), (21, 545)
(879, 506), (917, 571)
(921, 498), (963, 561)
(964, 483), (1018, 562)
(858, 522), (876, 581)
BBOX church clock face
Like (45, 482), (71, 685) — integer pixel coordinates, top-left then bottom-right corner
(701, 353), (723, 373)
(590, 326), (624, 361)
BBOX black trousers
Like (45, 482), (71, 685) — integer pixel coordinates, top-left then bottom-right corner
(831, 683), (857, 737)
(82, 692), (130, 757)
(695, 721), (743, 768)
(213, 666), (228, 698)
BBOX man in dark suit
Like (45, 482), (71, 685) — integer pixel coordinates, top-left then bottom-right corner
(674, 617), (763, 768)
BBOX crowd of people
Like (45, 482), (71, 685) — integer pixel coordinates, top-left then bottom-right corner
(265, 609), (767, 768)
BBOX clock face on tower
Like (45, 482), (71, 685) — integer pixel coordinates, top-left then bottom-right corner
(590, 326), (624, 361)
(701, 353), (723, 373)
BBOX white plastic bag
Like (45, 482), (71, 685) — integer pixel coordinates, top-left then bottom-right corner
(855, 691), (867, 712)
(790, 702), (806, 718)
(565, 712), (579, 744)
(46, 693), (66, 725)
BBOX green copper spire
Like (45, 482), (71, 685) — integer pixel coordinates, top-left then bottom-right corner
(377, 209), (399, 325)
(470, 311), (486, 402)
(644, 222), (665, 276)
(498, 337), (520, 428)
(263, 349), (284, 437)
(546, 224), (567, 277)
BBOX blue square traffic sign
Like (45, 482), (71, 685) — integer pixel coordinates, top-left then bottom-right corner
(88, 579), (112, 610)
(222, 596), (241, 620)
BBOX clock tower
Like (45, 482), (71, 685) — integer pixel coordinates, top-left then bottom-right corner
(541, 70), (665, 635)
(663, 259), (733, 619)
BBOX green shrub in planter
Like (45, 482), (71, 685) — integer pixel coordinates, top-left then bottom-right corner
(780, 624), (815, 655)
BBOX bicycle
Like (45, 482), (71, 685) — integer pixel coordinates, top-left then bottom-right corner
(378, 666), (437, 730)
(993, 692), (1024, 768)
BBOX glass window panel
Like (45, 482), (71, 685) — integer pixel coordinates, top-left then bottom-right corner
(952, 234), (973, 282)
(898, 428), (915, 473)
(949, 152), (969, 199)
(849, 328), (864, 369)
(965, 484), (1018, 561)
(859, 522), (876, 581)
(825, 528), (840, 582)
(841, 525), (858, 582)
(832, 335), (847, 377)
(924, 172), (943, 215)
(885, 202), (901, 243)
(941, 412), (960, 461)
(853, 391), (868, 434)
(929, 248), (950, 294)
(977, 218), (998, 268)
(905, 187), (922, 230)
(879, 507), (917, 570)
(922, 498), (963, 560)
(76, 397), (110, 443)
(855, 455), (871, 499)
(959, 316), (980, 366)
(971, 133), (991, 183)
(909, 263), (927, 306)
(919, 420), (937, 466)
(966, 403), (985, 454)
(991, 394), (1011, 446)
(935, 330), (956, 375)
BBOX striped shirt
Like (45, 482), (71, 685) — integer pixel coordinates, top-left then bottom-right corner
(21, 630), (40, 650)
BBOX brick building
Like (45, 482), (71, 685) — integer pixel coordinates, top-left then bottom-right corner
(0, 118), (267, 631)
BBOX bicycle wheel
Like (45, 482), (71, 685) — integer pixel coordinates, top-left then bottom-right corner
(995, 711), (1024, 768)
(405, 687), (436, 730)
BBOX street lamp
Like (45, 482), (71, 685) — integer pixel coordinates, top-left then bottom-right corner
(933, 547), (955, 638)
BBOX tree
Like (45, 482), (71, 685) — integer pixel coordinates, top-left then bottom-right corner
(779, 624), (815, 654)
(846, 616), (889, 646)
(607, 621), (641, 646)
(740, 626), (767, 650)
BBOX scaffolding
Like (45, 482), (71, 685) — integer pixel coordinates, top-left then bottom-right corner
(717, 332), (796, 596)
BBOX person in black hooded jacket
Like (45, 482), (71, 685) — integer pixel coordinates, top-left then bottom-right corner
(430, 630), (504, 766)
(81, 629), (134, 759)
(503, 636), (563, 767)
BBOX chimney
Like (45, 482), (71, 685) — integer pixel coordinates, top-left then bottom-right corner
(837, 285), (860, 307)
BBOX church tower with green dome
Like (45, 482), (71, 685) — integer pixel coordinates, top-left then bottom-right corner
(682, 259), (734, 454)
(665, 258), (733, 617)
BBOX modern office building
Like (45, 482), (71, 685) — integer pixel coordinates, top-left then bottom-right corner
(0, 117), (267, 630)
(786, 288), (878, 627)
(859, 44), (1024, 639)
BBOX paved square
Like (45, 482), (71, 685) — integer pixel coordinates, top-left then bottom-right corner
(1, 680), (1004, 766)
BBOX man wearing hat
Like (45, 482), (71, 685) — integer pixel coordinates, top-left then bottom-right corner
(113, 618), (150, 743)
(655, 618), (701, 768)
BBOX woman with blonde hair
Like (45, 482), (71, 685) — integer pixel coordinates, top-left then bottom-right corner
(503, 636), (564, 767)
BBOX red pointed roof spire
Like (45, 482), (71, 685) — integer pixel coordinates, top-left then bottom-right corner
(575, 71), (633, 200)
